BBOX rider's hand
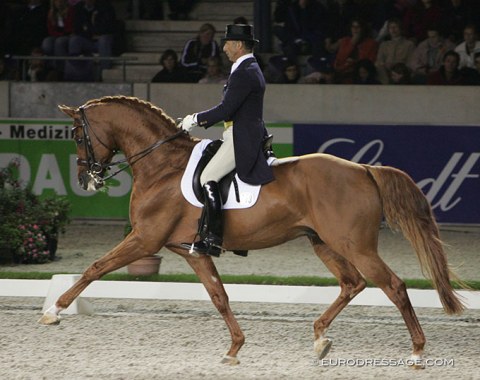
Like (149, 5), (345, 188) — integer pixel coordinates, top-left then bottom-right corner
(180, 114), (197, 132)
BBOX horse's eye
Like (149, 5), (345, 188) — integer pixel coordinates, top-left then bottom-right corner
(75, 137), (84, 146)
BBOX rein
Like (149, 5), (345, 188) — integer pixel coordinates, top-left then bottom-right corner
(77, 106), (186, 184)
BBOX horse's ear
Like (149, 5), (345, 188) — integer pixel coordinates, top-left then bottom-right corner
(58, 104), (77, 118)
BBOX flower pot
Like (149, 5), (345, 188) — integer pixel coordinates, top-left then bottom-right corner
(127, 255), (162, 276)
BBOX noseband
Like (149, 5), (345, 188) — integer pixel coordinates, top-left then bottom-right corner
(75, 106), (185, 186)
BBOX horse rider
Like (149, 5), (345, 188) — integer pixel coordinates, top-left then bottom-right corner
(180, 23), (275, 257)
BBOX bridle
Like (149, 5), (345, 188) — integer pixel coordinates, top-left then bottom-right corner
(75, 106), (185, 187)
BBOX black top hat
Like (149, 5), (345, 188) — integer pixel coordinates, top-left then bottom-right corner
(221, 24), (259, 44)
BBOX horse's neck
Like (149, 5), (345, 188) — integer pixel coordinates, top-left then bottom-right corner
(114, 114), (194, 186)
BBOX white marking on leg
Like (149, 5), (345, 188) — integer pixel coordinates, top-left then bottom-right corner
(211, 276), (218, 283)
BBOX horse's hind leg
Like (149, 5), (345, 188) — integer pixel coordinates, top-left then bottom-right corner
(309, 236), (367, 359)
(182, 253), (244, 365)
(348, 251), (426, 368)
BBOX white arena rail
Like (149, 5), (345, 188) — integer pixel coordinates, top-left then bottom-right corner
(0, 275), (479, 315)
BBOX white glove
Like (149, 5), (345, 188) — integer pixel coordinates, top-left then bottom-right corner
(180, 114), (197, 132)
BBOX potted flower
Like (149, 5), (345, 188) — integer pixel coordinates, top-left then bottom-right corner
(0, 160), (71, 264)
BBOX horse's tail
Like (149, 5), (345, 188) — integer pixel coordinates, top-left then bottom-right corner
(365, 165), (466, 315)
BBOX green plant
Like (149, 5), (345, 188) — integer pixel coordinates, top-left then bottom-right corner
(0, 160), (71, 264)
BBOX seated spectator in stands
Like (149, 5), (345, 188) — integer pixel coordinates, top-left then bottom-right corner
(334, 18), (378, 84)
(151, 49), (188, 83)
(323, 0), (360, 52)
(375, 18), (415, 84)
(277, 59), (302, 84)
(403, 0), (445, 44)
(26, 47), (60, 81)
(409, 24), (455, 83)
(454, 25), (480, 69)
(427, 50), (466, 84)
(443, 0), (475, 44)
(389, 62), (413, 84)
(180, 23), (220, 82)
(198, 56), (227, 84)
(42, 0), (75, 79)
(353, 59), (381, 84)
(65, 0), (117, 81)
(300, 56), (336, 84)
(272, 0), (328, 60)
(11, 0), (49, 55)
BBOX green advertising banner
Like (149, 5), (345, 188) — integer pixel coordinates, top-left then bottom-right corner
(0, 119), (131, 219)
(0, 119), (293, 220)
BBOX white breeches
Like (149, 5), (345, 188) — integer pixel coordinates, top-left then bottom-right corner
(200, 127), (236, 185)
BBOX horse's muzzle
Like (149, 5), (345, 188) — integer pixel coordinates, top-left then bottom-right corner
(79, 171), (104, 191)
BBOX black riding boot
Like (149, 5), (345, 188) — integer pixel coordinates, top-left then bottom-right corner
(184, 181), (224, 257)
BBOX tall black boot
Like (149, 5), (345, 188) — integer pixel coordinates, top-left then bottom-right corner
(183, 181), (224, 257)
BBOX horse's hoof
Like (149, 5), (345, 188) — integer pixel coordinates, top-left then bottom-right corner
(314, 338), (333, 359)
(408, 354), (425, 370)
(221, 355), (240, 365)
(38, 313), (61, 325)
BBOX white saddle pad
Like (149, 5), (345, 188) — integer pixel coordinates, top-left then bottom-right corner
(181, 139), (275, 209)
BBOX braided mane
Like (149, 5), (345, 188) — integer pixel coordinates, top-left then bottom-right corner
(84, 95), (178, 131)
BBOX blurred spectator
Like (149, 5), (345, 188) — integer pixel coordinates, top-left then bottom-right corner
(443, 0), (475, 44)
(427, 49), (466, 84)
(300, 56), (336, 84)
(323, 0), (360, 52)
(409, 24), (455, 83)
(198, 56), (227, 84)
(277, 59), (302, 84)
(65, 0), (117, 81)
(389, 62), (413, 84)
(454, 25), (480, 69)
(26, 47), (59, 81)
(353, 58), (381, 84)
(263, 55), (290, 83)
(403, 0), (445, 43)
(42, 0), (75, 79)
(272, 0), (328, 59)
(11, 0), (49, 55)
(375, 18), (415, 83)
(180, 23), (220, 82)
(334, 18), (378, 83)
(151, 49), (188, 83)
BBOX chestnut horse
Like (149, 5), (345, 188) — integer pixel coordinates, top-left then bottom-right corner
(39, 96), (464, 366)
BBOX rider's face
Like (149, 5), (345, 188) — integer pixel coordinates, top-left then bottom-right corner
(223, 40), (243, 63)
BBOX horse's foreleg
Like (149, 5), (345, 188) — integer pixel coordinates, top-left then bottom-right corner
(349, 252), (426, 368)
(183, 254), (244, 365)
(310, 237), (367, 359)
(39, 233), (151, 325)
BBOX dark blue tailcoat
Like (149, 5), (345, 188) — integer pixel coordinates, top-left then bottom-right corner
(196, 57), (275, 185)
